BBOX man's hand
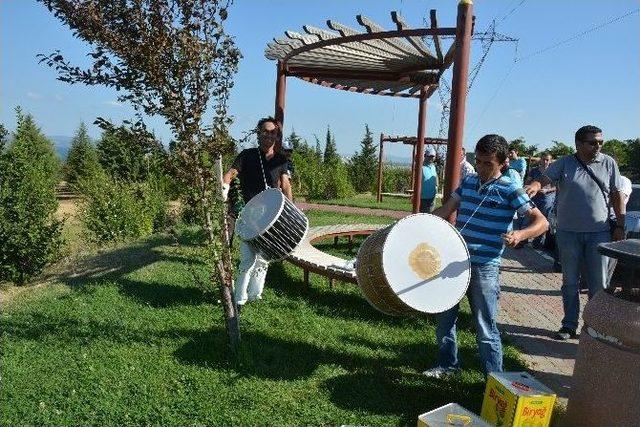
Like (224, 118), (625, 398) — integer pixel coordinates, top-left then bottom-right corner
(221, 183), (230, 202)
(501, 230), (524, 248)
(524, 181), (541, 198)
(612, 226), (625, 242)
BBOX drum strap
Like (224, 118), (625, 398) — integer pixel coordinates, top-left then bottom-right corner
(258, 150), (269, 191)
(458, 178), (499, 233)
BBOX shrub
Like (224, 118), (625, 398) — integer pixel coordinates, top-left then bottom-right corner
(322, 159), (355, 199)
(0, 110), (64, 285)
(78, 172), (167, 244)
(382, 164), (412, 193)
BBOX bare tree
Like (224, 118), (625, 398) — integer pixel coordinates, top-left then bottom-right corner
(38, 0), (242, 351)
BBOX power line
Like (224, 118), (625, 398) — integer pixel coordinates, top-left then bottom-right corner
(498, 0), (527, 23)
(516, 8), (639, 62)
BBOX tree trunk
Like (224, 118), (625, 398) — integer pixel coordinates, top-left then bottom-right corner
(211, 156), (240, 353)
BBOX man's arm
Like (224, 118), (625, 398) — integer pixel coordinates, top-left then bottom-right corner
(502, 207), (549, 247)
(524, 175), (552, 197)
(432, 194), (460, 220)
(611, 189), (626, 241)
(222, 168), (238, 185)
(279, 172), (293, 201)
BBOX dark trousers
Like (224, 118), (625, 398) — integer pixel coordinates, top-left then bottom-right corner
(420, 197), (435, 213)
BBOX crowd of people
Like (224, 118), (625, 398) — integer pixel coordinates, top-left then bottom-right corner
(419, 125), (630, 375)
(227, 118), (631, 377)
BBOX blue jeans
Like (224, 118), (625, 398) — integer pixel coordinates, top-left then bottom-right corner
(555, 230), (610, 330)
(435, 263), (502, 374)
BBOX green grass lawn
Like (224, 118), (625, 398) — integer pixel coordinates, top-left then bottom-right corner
(1, 210), (525, 426)
(309, 193), (443, 212)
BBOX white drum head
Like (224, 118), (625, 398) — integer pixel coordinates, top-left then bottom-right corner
(236, 188), (284, 240)
(382, 214), (470, 313)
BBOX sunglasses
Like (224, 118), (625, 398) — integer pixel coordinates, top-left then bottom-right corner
(580, 139), (603, 146)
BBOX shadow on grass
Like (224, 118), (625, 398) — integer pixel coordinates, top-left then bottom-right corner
(58, 232), (210, 308)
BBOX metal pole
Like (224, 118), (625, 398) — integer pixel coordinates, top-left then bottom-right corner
(410, 143), (417, 190)
(376, 133), (384, 202)
(275, 60), (287, 151)
(412, 87), (428, 214)
(444, 0), (473, 222)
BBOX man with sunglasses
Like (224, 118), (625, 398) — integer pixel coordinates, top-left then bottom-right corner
(525, 125), (625, 340)
(222, 117), (292, 310)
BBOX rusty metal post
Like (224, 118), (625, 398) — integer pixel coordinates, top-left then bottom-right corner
(411, 87), (429, 213)
(376, 133), (385, 202)
(274, 60), (287, 151)
(444, 0), (473, 222)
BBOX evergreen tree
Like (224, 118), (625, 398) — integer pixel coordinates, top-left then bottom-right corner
(313, 135), (323, 163)
(0, 108), (63, 284)
(96, 119), (166, 182)
(286, 129), (303, 150)
(348, 124), (378, 192)
(323, 126), (339, 164)
(65, 122), (101, 184)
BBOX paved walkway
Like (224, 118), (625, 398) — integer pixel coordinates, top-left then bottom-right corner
(298, 203), (586, 404)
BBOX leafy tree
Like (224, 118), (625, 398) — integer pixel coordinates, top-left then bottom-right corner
(602, 139), (630, 168)
(0, 123), (8, 154)
(95, 118), (166, 182)
(0, 109), (63, 284)
(625, 138), (640, 181)
(38, 0), (241, 349)
(547, 140), (575, 158)
(323, 126), (339, 164)
(523, 144), (538, 157)
(65, 122), (101, 184)
(508, 137), (527, 155)
(313, 135), (323, 163)
(348, 124), (378, 193)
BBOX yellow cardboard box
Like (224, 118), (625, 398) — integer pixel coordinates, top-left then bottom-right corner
(480, 372), (556, 427)
(418, 403), (492, 427)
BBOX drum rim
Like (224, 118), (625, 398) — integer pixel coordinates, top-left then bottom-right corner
(382, 213), (471, 314)
(237, 188), (286, 240)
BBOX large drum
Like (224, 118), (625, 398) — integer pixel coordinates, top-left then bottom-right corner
(236, 188), (309, 261)
(356, 214), (470, 316)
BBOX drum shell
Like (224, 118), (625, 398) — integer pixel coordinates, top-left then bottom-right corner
(237, 189), (308, 261)
(356, 224), (417, 316)
(355, 214), (470, 316)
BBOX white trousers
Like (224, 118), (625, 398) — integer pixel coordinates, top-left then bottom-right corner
(234, 240), (269, 305)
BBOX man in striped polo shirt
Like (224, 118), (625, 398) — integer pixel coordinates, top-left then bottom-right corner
(425, 134), (548, 378)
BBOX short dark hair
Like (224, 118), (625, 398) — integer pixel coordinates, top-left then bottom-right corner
(508, 143), (519, 152)
(475, 134), (509, 163)
(575, 125), (602, 142)
(256, 116), (281, 135)
(540, 151), (552, 159)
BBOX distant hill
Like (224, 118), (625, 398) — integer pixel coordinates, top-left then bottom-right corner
(48, 135), (73, 160)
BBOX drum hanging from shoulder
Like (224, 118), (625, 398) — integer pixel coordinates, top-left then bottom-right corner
(236, 188), (309, 261)
(355, 213), (470, 316)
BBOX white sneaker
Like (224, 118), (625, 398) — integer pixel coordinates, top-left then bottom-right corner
(422, 366), (460, 379)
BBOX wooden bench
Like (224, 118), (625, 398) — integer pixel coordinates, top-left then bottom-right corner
(287, 224), (386, 288)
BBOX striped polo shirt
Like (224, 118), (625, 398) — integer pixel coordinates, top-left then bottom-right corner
(453, 174), (535, 266)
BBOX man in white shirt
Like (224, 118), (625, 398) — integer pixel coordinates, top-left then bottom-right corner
(459, 147), (475, 185)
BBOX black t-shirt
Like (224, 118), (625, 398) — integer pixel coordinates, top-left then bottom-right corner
(232, 148), (288, 203)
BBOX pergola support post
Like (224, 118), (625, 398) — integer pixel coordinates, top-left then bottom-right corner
(411, 86), (429, 214)
(275, 60), (287, 149)
(376, 133), (384, 202)
(443, 0), (473, 222)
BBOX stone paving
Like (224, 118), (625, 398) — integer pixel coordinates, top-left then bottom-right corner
(298, 202), (588, 404)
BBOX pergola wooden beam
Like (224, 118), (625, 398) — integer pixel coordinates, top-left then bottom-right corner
(267, 3), (474, 216)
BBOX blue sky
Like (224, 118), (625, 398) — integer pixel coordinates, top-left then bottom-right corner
(2, 0), (639, 159)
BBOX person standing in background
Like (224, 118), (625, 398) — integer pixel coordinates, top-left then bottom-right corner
(460, 146), (475, 184)
(508, 144), (527, 182)
(420, 146), (438, 213)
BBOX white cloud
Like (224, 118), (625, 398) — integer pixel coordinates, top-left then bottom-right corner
(54, 94), (64, 102)
(104, 100), (123, 107)
(27, 91), (43, 100)
(511, 109), (525, 118)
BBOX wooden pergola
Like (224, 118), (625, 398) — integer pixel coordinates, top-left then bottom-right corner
(375, 134), (448, 202)
(265, 0), (474, 215)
